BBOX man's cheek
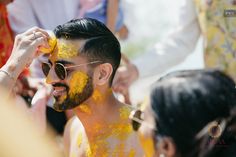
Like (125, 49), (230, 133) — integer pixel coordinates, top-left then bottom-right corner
(68, 71), (89, 97)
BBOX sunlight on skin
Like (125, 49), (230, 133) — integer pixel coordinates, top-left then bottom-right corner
(70, 106), (138, 157)
(92, 88), (113, 103)
(92, 89), (103, 102)
(77, 88), (113, 115)
(78, 104), (92, 115)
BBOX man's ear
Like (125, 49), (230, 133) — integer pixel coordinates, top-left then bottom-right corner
(94, 63), (113, 86)
(156, 137), (176, 157)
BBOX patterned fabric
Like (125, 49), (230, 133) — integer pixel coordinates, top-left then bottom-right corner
(195, 0), (236, 80)
(0, 4), (13, 68)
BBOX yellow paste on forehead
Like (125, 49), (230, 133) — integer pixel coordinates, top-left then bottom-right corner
(57, 42), (78, 59)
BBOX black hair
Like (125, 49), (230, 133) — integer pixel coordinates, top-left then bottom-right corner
(150, 69), (236, 157)
(53, 18), (121, 85)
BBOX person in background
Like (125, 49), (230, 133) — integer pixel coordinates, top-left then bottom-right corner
(130, 69), (236, 157)
(7, 0), (80, 34)
(78, 0), (131, 103)
(78, 0), (128, 39)
(113, 0), (236, 100)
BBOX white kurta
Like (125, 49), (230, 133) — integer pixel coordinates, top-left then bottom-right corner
(133, 0), (201, 78)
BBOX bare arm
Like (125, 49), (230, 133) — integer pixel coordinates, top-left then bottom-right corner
(106, 0), (119, 33)
(0, 27), (49, 96)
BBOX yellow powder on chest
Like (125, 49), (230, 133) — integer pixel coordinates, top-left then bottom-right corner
(78, 104), (92, 115)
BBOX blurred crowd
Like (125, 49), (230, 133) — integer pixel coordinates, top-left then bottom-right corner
(0, 0), (236, 157)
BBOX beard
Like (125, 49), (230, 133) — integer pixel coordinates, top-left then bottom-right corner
(52, 74), (94, 111)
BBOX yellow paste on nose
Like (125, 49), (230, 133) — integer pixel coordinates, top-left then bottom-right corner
(69, 71), (88, 96)
(45, 75), (52, 84)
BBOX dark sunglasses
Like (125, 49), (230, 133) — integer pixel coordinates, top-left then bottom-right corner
(129, 109), (157, 131)
(41, 61), (101, 80)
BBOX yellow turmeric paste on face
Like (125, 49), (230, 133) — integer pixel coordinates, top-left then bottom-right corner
(57, 43), (78, 59)
(69, 71), (88, 97)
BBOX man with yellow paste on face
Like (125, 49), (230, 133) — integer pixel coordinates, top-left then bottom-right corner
(41, 18), (144, 157)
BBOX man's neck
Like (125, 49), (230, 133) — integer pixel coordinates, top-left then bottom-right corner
(73, 89), (123, 135)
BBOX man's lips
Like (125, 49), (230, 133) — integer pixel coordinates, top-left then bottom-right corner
(53, 87), (67, 96)
(52, 83), (68, 97)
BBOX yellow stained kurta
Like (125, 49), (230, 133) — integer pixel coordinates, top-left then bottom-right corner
(195, 0), (236, 80)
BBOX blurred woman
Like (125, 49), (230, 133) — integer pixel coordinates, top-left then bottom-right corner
(131, 69), (236, 157)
